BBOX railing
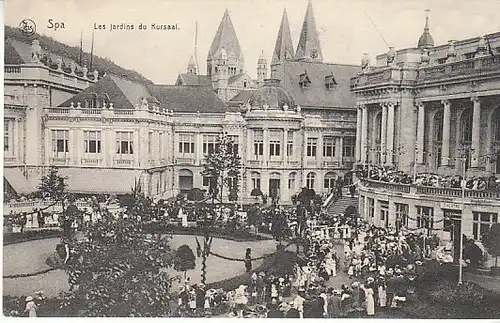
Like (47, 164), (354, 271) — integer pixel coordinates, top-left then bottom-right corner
(323, 161), (339, 168)
(81, 158), (102, 166)
(82, 109), (102, 115)
(268, 160), (283, 167)
(421, 54), (500, 81)
(306, 160), (318, 166)
(288, 161), (300, 167)
(114, 109), (134, 115)
(361, 178), (500, 200)
(5, 66), (21, 73)
(4, 157), (16, 163)
(115, 159), (133, 166)
(176, 157), (195, 164)
(362, 179), (411, 193)
(248, 160), (261, 167)
(50, 157), (69, 165)
(47, 108), (70, 114)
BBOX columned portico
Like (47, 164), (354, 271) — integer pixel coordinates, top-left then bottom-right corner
(416, 101), (425, 164)
(355, 106), (362, 162)
(361, 105), (368, 164)
(441, 99), (451, 167)
(381, 103), (388, 165)
(471, 96), (481, 168)
(386, 102), (395, 167)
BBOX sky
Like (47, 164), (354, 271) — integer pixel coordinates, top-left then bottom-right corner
(4, 0), (500, 84)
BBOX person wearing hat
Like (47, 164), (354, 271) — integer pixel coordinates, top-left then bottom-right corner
(294, 289), (306, 318)
(327, 287), (343, 318)
(377, 276), (387, 308)
(24, 296), (37, 317)
(286, 301), (300, 318)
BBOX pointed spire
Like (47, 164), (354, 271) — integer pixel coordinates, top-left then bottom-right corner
(187, 55), (197, 74)
(295, 0), (323, 62)
(272, 8), (295, 65)
(417, 9), (434, 49)
(208, 9), (244, 63)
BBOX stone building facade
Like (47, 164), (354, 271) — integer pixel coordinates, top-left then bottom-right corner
(350, 14), (500, 246)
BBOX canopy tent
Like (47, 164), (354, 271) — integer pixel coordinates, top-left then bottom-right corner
(3, 168), (38, 195)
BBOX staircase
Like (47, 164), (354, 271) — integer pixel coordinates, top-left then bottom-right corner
(325, 195), (358, 217)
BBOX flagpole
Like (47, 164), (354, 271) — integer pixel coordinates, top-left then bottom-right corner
(90, 28), (95, 72)
(79, 30), (83, 66)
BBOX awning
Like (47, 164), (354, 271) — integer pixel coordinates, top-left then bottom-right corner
(58, 168), (144, 195)
(3, 168), (37, 194)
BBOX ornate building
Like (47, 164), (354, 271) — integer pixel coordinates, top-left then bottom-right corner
(4, 1), (360, 204)
(351, 13), (500, 245)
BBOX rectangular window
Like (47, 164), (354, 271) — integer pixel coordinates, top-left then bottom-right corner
(52, 129), (69, 157)
(148, 132), (153, 155)
(380, 201), (389, 225)
(286, 131), (294, 157)
(307, 138), (317, 157)
(437, 57), (447, 64)
(367, 198), (375, 218)
(395, 203), (409, 228)
(202, 176), (210, 187)
(116, 131), (134, 155)
(269, 130), (281, 157)
(179, 133), (195, 154)
(323, 136), (336, 157)
(416, 206), (434, 229)
(203, 134), (218, 155)
(472, 212), (498, 240)
(343, 137), (355, 157)
(4, 120), (9, 152)
(253, 129), (264, 157)
(228, 135), (239, 155)
(83, 130), (101, 154)
(288, 174), (296, 190)
(252, 177), (261, 189)
(159, 132), (163, 158)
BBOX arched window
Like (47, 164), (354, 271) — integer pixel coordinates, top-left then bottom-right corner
(374, 112), (382, 144)
(460, 108), (473, 143)
(288, 172), (296, 191)
(178, 169), (194, 193)
(251, 171), (261, 189)
(433, 110), (444, 167)
(324, 172), (337, 190)
(306, 172), (316, 190)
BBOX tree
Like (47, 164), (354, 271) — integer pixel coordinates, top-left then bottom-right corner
(173, 245), (196, 279)
(201, 133), (242, 204)
(484, 223), (500, 268)
(61, 186), (175, 317)
(37, 166), (67, 201)
(186, 188), (205, 202)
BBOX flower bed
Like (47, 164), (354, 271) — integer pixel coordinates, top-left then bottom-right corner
(3, 229), (63, 246)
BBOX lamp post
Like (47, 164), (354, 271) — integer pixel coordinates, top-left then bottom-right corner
(458, 146), (473, 285)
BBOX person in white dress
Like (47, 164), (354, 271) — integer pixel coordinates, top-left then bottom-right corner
(362, 284), (375, 316)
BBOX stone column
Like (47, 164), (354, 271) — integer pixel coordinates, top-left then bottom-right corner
(471, 96), (481, 168)
(381, 103), (388, 165)
(263, 128), (269, 166)
(416, 101), (425, 164)
(195, 132), (202, 164)
(337, 137), (343, 165)
(355, 106), (362, 162)
(282, 128), (288, 161)
(386, 102), (395, 167)
(246, 128), (253, 162)
(441, 100), (451, 167)
(13, 118), (19, 161)
(133, 130), (140, 167)
(361, 106), (368, 163)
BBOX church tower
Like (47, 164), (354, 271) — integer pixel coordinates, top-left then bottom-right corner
(186, 55), (197, 74)
(272, 8), (295, 67)
(207, 9), (244, 80)
(295, 0), (323, 62)
(257, 50), (267, 86)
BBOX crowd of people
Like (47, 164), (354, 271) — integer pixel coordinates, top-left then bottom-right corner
(357, 165), (500, 192)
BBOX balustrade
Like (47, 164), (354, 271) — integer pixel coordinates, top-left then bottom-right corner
(360, 178), (500, 200)
(5, 66), (21, 73)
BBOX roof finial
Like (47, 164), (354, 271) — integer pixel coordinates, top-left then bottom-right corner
(424, 9), (430, 31)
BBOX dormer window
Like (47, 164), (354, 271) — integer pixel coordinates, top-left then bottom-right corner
(464, 52), (475, 59)
(437, 57), (447, 64)
(86, 93), (99, 108)
(325, 74), (337, 90)
(299, 72), (311, 88)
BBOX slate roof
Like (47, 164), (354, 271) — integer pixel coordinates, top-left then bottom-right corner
(5, 38), (91, 78)
(176, 73), (213, 87)
(59, 74), (227, 113)
(58, 74), (153, 109)
(147, 85), (228, 113)
(208, 9), (244, 62)
(228, 73), (250, 85)
(273, 61), (360, 108)
(295, 1), (323, 62)
(272, 9), (295, 65)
